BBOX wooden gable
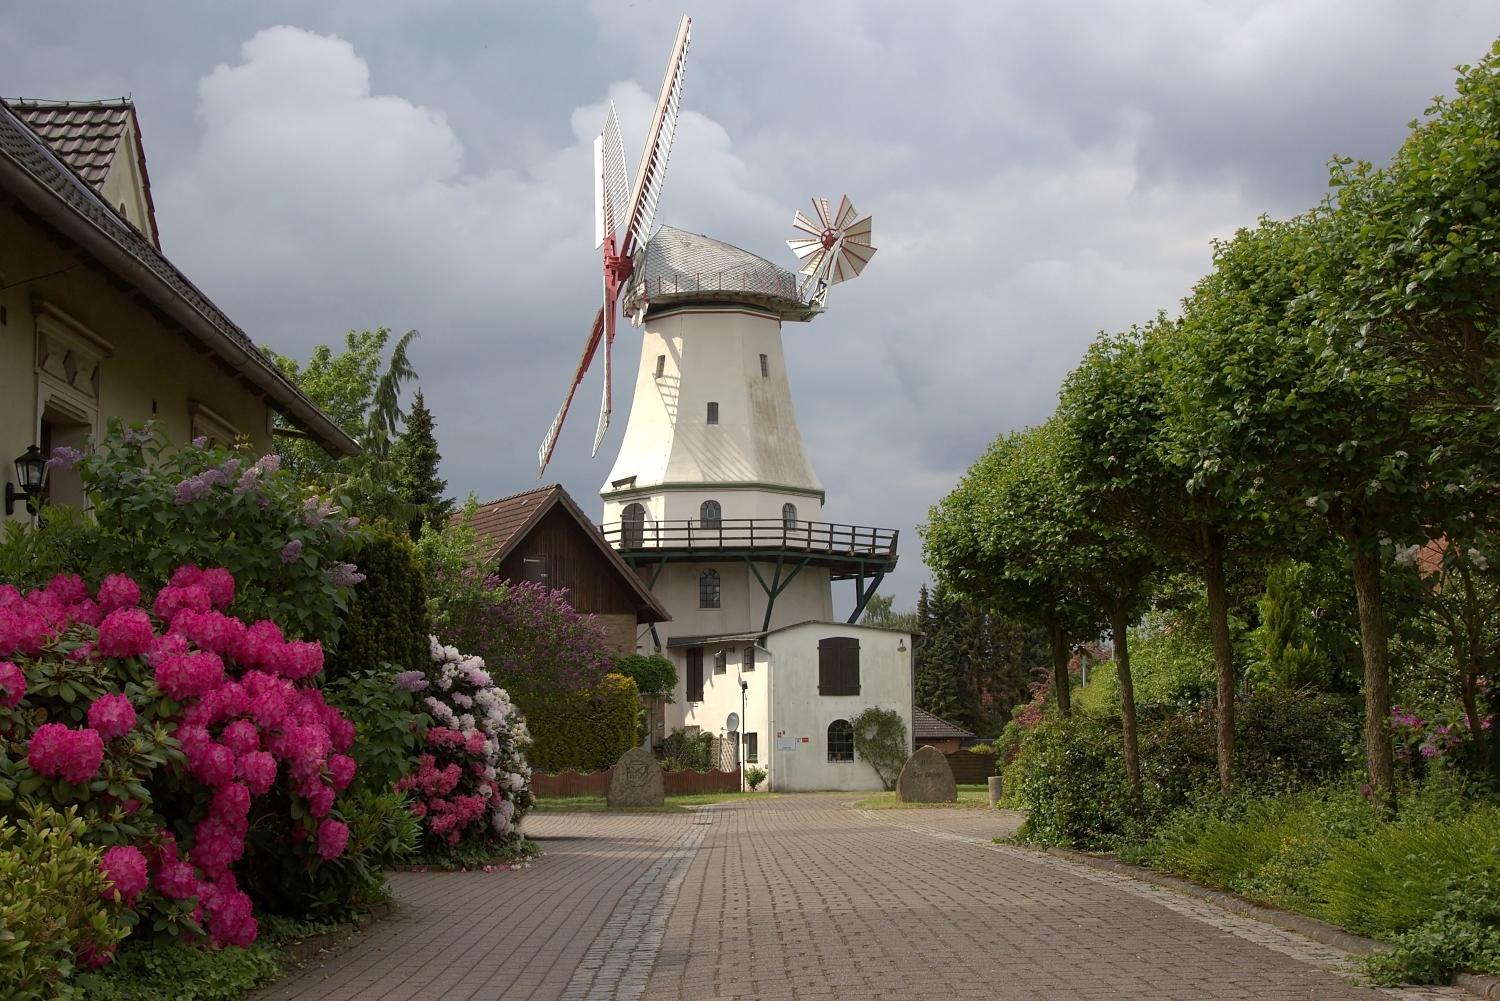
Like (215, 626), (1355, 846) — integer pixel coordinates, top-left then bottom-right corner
(465, 485), (668, 625)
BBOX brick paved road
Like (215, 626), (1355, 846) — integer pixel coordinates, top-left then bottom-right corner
(255, 796), (1465, 1001)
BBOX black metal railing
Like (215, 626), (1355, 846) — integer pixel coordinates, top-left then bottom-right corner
(598, 518), (897, 559)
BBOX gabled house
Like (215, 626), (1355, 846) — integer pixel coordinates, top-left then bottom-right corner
(464, 485), (669, 655)
(0, 97), (356, 513)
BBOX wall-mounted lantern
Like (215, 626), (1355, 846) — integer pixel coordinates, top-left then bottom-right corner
(5, 446), (46, 515)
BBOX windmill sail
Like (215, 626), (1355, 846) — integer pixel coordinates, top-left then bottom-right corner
(536, 15), (692, 478)
(624, 15), (691, 257)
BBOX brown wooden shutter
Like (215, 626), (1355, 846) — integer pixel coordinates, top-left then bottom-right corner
(686, 647), (704, 702)
(817, 637), (860, 696)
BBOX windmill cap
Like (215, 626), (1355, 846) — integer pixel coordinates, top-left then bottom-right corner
(623, 226), (823, 323)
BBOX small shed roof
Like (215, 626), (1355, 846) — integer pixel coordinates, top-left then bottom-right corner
(461, 484), (669, 623)
(912, 707), (974, 742)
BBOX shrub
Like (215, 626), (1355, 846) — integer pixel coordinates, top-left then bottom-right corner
(745, 765), (767, 791)
(435, 580), (614, 704)
(0, 802), (130, 998)
(851, 707), (909, 791)
(394, 638), (532, 850)
(0, 568), (359, 952)
(613, 654), (676, 698)
(528, 675), (641, 774)
(324, 525), (428, 681)
(1317, 803), (1500, 938)
(17, 422), (368, 647)
(1014, 715), (1135, 847)
(1361, 863), (1500, 984)
(660, 726), (715, 773)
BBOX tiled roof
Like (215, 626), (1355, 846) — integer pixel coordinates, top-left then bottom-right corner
(13, 101), (130, 189)
(0, 99), (358, 457)
(912, 707), (974, 741)
(10, 100), (160, 250)
(466, 485), (562, 564)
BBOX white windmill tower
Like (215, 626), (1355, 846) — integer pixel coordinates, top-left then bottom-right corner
(537, 17), (909, 793)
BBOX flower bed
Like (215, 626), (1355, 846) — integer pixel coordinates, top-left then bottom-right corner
(0, 567), (357, 962)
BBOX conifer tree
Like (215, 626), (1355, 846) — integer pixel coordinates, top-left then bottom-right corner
(392, 389), (454, 538)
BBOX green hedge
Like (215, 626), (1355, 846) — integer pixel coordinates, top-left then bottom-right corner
(1012, 690), (1363, 849)
(523, 674), (641, 774)
(326, 523), (429, 678)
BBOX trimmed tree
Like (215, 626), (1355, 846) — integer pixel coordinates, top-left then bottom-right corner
(392, 389), (454, 539)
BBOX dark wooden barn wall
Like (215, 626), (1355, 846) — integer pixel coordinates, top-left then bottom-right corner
(494, 507), (641, 617)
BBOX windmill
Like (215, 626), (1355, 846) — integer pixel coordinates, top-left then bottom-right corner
(536, 15), (691, 479)
(786, 196), (876, 309)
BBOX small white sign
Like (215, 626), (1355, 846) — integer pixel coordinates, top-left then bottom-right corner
(777, 737), (796, 751)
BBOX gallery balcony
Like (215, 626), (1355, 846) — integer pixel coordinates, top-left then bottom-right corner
(599, 517), (900, 626)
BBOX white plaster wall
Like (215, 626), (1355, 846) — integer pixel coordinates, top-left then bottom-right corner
(762, 622), (914, 793)
(601, 305), (822, 496)
(647, 561), (833, 644)
(675, 642), (769, 771)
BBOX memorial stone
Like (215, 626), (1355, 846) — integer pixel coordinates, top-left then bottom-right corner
(607, 745), (666, 808)
(895, 745), (957, 803)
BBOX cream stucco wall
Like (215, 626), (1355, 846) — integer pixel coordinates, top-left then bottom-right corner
(0, 209), (274, 521)
(666, 621), (914, 793)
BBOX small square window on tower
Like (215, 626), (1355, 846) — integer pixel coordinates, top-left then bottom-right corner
(760, 354), (768, 377)
(706, 401), (719, 424)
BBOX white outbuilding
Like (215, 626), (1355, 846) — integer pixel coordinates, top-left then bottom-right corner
(596, 226), (912, 792)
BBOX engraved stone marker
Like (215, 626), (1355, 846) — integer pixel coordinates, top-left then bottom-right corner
(895, 745), (957, 803)
(607, 745), (666, 808)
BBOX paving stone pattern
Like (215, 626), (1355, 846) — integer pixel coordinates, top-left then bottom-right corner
(248, 811), (694, 1001)
(253, 796), (1468, 1001)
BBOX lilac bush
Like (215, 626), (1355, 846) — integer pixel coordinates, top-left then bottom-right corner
(433, 578), (613, 703)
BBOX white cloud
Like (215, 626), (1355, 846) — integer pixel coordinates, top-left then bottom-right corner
(67, 5), (1493, 615)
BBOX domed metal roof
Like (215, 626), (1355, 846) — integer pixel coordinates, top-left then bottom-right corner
(621, 226), (822, 323)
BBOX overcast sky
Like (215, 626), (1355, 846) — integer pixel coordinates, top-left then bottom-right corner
(4, 2), (1498, 614)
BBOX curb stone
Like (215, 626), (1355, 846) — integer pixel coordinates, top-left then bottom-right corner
(1037, 846), (1500, 1000)
(275, 902), (396, 966)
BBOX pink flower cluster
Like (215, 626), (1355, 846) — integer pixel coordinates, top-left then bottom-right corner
(2, 567), (359, 948)
(28, 723), (105, 785)
(395, 638), (531, 847)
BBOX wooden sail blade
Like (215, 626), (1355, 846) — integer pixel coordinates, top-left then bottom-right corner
(592, 305), (617, 456)
(536, 304), (607, 478)
(623, 15), (691, 256)
(786, 235), (824, 260)
(842, 214), (873, 246)
(812, 197), (833, 229)
(602, 103), (630, 243)
(829, 240), (876, 284)
(791, 209), (823, 238)
(833, 195), (858, 230)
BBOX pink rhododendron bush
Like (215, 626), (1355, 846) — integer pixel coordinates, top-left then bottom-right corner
(0, 566), (359, 962)
(394, 637), (532, 852)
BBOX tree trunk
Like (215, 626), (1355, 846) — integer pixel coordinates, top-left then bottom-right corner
(1047, 622), (1072, 716)
(1110, 604), (1141, 793)
(1460, 668), (1486, 765)
(1351, 550), (1396, 817)
(1203, 545), (1235, 794)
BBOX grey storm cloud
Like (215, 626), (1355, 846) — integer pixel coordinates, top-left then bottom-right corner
(3, 1), (1498, 613)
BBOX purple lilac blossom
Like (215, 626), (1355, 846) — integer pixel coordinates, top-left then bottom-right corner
(393, 671), (429, 692)
(280, 540), (303, 563)
(329, 564), (365, 588)
(45, 446), (84, 470)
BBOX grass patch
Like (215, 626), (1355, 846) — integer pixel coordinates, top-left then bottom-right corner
(852, 784), (994, 810)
